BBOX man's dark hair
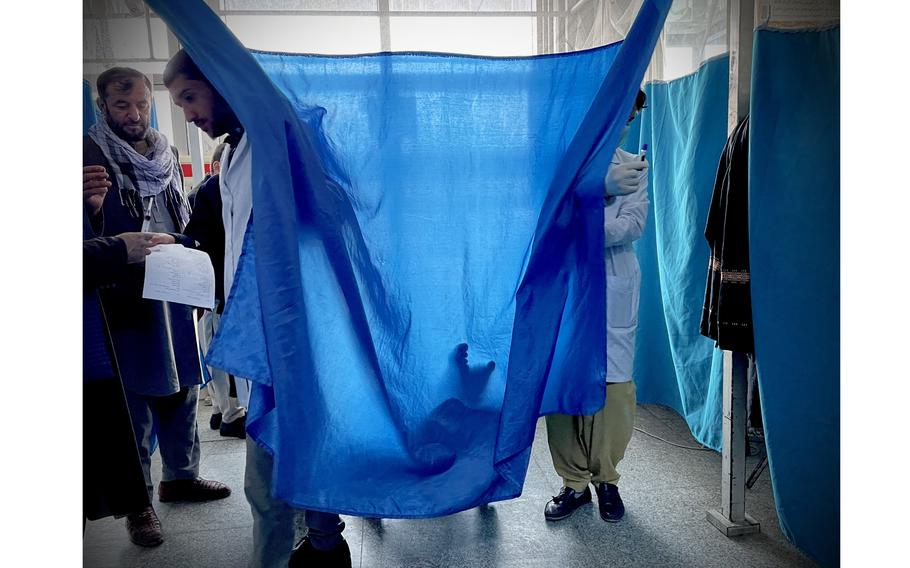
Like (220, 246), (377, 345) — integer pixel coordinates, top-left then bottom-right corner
(96, 67), (153, 101)
(212, 143), (227, 164)
(163, 48), (208, 87)
(164, 48), (241, 140)
(635, 89), (647, 112)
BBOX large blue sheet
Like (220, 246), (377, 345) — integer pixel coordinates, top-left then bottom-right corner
(750, 27), (840, 568)
(149, 0), (670, 518)
(624, 56), (729, 450)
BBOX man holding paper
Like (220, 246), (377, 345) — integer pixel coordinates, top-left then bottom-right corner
(83, 66), (231, 548)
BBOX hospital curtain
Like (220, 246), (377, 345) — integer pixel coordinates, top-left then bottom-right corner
(623, 55), (729, 450)
(749, 25), (840, 568)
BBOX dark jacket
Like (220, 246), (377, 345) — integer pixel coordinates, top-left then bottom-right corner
(83, 135), (202, 396)
(83, 209), (150, 521)
(700, 116), (754, 353)
(185, 173), (226, 312)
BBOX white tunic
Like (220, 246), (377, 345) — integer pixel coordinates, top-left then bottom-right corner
(219, 133), (252, 299)
(217, 133), (253, 407)
(604, 148), (650, 382)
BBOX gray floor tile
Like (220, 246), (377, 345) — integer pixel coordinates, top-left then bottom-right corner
(84, 403), (817, 568)
(520, 453), (562, 500)
(360, 498), (601, 568)
(579, 485), (815, 568)
(159, 488), (253, 534)
(620, 431), (719, 491)
(200, 436), (248, 458)
(84, 526), (252, 568)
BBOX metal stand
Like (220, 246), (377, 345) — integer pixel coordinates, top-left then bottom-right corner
(706, 0), (761, 539)
(746, 454), (768, 490)
(707, 350), (760, 536)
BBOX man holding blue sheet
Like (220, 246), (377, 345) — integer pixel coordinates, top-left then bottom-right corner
(163, 49), (351, 568)
(544, 91), (650, 524)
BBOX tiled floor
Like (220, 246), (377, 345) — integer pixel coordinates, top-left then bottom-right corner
(83, 401), (818, 567)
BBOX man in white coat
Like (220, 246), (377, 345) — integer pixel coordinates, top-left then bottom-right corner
(164, 49), (351, 568)
(544, 90), (649, 523)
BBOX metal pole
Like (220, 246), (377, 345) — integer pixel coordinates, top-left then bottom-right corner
(707, 352), (759, 535)
(185, 125), (206, 191)
(378, 0), (391, 52)
(725, 351), (749, 522)
(706, 0), (760, 538)
(165, 27), (189, 161)
(727, 0), (755, 132)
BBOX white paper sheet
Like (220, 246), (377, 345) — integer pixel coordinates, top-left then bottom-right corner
(142, 244), (216, 310)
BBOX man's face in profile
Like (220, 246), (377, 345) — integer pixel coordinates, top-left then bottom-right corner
(168, 74), (231, 139)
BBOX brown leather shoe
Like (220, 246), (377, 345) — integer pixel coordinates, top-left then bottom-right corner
(158, 477), (231, 503)
(126, 506), (164, 547)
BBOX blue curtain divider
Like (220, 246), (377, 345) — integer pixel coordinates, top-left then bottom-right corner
(83, 79), (96, 135)
(625, 56), (729, 451)
(150, 97), (159, 131)
(749, 26), (840, 568)
(148, 0), (672, 518)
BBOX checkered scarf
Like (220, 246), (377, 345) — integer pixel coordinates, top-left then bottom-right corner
(88, 118), (190, 229)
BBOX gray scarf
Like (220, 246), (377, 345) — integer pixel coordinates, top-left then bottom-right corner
(88, 118), (191, 229)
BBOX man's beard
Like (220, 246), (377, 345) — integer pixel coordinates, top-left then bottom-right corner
(208, 110), (234, 138)
(208, 91), (238, 138)
(106, 113), (147, 143)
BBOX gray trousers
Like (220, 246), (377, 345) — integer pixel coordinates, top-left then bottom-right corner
(124, 386), (202, 501)
(245, 437), (345, 568)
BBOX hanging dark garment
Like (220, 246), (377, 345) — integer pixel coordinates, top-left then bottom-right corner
(700, 116), (754, 353)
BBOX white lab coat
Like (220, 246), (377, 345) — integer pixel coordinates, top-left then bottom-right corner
(603, 148), (649, 382)
(218, 132), (252, 407)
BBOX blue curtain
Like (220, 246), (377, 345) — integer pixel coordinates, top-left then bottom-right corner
(149, 0), (671, 518)
(750, 27), (840, 568)
(83, 80), (96, 135)
(624, 56), (729, 450)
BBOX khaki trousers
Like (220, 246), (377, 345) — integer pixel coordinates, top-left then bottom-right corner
(545, 381), (636, 491)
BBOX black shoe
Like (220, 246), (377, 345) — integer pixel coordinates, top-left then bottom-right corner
(288, 536), (352, 568)
(125, 506), (164, 547)
(544, 486), (592, 521)
(158, 477), (231, 503)
(209, 412), (222, 430)
(219, 414), (246, 439)
(595, 482), (625, 522)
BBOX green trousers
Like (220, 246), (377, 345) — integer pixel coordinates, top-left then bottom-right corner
(545, 381), (636, 491)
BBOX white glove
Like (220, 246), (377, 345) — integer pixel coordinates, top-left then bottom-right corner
(604, 158), (649, 196)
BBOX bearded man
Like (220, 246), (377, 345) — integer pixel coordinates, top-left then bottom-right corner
(83, 66), (230, 548)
